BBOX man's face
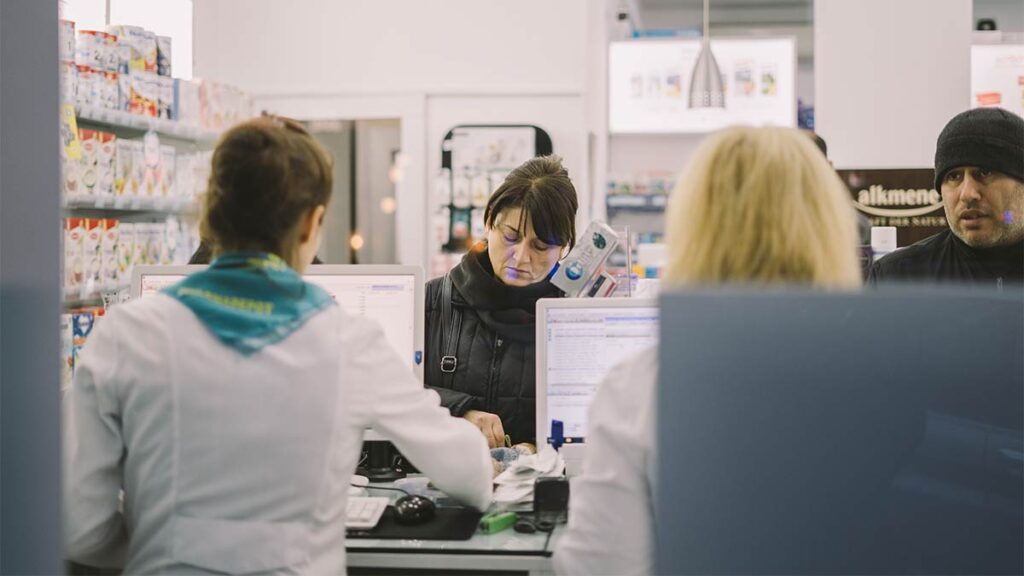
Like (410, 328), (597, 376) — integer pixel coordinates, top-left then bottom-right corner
(941, 166), (1024, 248)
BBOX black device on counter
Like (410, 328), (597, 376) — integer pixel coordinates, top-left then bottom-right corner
(356, 440), (406, 482)
(533, 476), (570, 529)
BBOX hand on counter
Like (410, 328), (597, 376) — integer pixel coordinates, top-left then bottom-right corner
(464, 410), (505, 449)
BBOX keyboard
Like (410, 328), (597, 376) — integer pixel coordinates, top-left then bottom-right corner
(346, 496), (389, 530)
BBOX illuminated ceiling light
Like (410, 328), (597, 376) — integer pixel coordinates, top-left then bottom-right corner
(688, 0), (725, 109)
(379, 197), (397, 214)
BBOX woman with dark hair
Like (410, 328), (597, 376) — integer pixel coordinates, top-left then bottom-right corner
(425, 155), (579, 448)
(63, 117), (491, 574)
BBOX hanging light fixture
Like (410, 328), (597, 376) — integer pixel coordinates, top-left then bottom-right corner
(688, 0), (725, 108)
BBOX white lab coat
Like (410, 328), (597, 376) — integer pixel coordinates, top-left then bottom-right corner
(63, 294), (493, 575)
(553, 348), (658, 576)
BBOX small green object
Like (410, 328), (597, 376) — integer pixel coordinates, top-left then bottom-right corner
(479, 511), (517, 534)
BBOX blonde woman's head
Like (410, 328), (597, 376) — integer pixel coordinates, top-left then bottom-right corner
(664, 126), (861, 289)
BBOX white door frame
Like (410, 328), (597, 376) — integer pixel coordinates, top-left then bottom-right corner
(255, 93), (428, 272)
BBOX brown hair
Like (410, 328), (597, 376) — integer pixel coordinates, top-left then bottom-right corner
(484, 155), (578, 249)
(201, 115), (333, 259)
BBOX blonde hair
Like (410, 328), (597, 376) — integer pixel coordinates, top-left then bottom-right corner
(664, 126), (861, 289)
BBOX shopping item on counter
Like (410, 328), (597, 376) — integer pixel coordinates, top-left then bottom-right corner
(492, 445), (565, 508)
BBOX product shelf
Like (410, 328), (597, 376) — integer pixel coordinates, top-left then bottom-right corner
(64, 283), (129, 308)
(76, 104), (220, 142)
(606, 194), (668, 213)
(63, 194), (198, 214)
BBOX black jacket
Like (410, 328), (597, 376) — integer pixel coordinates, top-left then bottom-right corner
(424, 246), (561, 444)
(867, 229), (1023, 289)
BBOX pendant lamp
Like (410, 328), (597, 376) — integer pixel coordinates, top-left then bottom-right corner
(688, 0), (725, 108)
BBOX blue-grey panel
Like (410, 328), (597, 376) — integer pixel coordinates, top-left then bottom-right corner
(656, 287), (1023, 575)
(1, 0), (62, 572)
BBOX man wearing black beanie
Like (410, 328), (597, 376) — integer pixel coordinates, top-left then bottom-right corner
(868, 107), (1024, 289)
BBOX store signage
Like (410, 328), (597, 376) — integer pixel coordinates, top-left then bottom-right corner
(608, 37), (797, 133)
(838, 169), (947, 247)
(971, 44), (1024, 118)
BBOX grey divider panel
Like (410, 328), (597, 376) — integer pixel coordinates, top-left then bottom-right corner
(655, 287), (1023, 575)
(1, 0), (62, 572)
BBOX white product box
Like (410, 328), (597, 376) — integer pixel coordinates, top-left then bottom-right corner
(102, 219), (120, 289)
(65, 218), (85, 294)
(159, 145), (176, 197)
(131, 140), (146, 197)
(59, 20), (76, 61)
(84, 218), (104, 295)
(117, 223), (134, 278)
(78, 130), (100, 196)
(97, 132), (117, 197)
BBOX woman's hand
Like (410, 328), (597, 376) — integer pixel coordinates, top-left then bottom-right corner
(464, 410), (506, 449)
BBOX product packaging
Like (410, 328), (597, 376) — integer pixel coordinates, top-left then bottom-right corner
(102, 219), (120, 289)
(78, 129), (99, 196)
(146, 223), (162, 266)
(550, 221), (620, 297)
(141, 30), (158, 73)
(60, 313), (74, 391)
(59, 20), (76, 61)
(71, 309), (97, 373)
(100, 31), (119, 72)
(75, 30), (100, 69)
(115, 138), (134, 196)
(117, 222), (135, 279)
(97, 132), (117, 197)
(131, 140), (147, 197)
(75, 65), (96, 109)
(84, 218), (104, 294)
(65, 218), (85, 295)
(60, 60), (78, 106)
(101, 71), (119, 110)
(173, 79), (200, 126)
(106, 25), (144, 72)
(159, 76), (175, 120)
(160, 145), (176, 197)
(471, 173), (490, 208)
(156, 35), (172, 77)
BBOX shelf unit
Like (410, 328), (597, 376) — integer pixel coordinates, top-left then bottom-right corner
(75, 104), (220, 143)
(63, 194), (198, 215)
(606, 194), (667, 214)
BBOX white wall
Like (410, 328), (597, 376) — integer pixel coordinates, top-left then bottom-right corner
(815, 0), (973, 169)
(193, 0), (593, 271)
(194, 0), (587, 95)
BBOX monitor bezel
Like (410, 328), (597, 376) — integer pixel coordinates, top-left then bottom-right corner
(534, 297), (658, 449)
(131, 264), (425, 379)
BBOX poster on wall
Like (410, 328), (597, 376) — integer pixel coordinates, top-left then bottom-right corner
(971, 44), (1024, 117)
(609, 37), (796, 133)
(838, 169), (947, 248)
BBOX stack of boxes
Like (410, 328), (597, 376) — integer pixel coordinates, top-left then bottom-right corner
(63, 216), (200, 300)
(59, 19), (253, 129)
(63, 127), (212, 205)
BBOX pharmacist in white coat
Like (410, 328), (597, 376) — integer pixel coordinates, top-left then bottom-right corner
(63, 116), (493, 575)
(553, 126), (864, 575)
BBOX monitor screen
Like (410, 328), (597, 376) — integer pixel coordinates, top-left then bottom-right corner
(138, 270), (420, 372)
(543, 304), (658, 443)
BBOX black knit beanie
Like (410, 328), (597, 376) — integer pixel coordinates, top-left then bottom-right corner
(933, 107), (1024, 192)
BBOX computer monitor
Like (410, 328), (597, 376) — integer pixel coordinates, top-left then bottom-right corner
(656, 288), (1023, 575)
(131, 264), (424, 379)
(535, 298), (658, 472)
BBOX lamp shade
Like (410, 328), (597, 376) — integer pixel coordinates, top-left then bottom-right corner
(688, 38), (725, 108)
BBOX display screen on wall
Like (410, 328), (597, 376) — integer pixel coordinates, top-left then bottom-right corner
(609, 37), (797, 134)
(971, 44), (1024, 118)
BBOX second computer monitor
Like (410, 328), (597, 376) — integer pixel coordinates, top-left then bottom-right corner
(132, 264), (424, 378)
(535, 298), (658, 462)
